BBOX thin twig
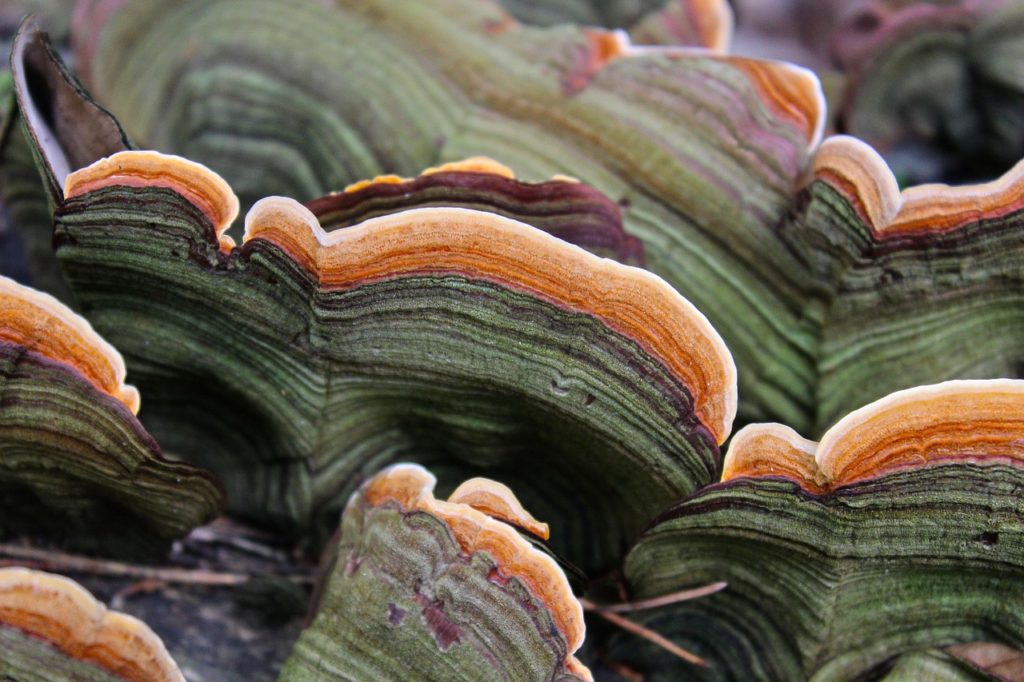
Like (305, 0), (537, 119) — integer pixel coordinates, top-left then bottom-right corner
(110, 578), (164, 610)
(0, 544), (313, 586)
(205, 516), (282, 541)
(592, 581), (727, 613)
(185, 526), (291, 562)
(580, 597), (709, 667)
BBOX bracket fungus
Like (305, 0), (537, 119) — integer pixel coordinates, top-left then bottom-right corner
(63, 0), (824, 433)
(6, 20), (742, 575)
(57, 0), (1024, 437)
(0, 567), (184, 681)
(799, 135), (1024, 430)
(73, 158), (731, 572)
(280, 464), (589, 681)
(24, 110), (738, 572)
(0, 274), (221, 552)
(307, 157), (643, 264)
(617, 379), (1024, 680)
(0, 2), (1019, 680)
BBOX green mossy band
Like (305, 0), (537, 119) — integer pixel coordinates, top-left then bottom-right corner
(788, 178), (1024, 432)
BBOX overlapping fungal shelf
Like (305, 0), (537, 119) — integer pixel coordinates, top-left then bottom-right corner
(0, 275), (221, 551)
(307, 157), (643, 264)
(0, 567), (184, 682)
(48, 145), (736, 573)
(617, 380), (1024, 680)
(0, 3), (1018, 681)
(0, 274), (139, 411)
(63, 0), (1024, 438)
(797, 135), (1024, 431)
(280, 464), (590, 681)
(67, 0), (824, 431)
(1, 5), (1022, 678)
(3, 17), (132, 301)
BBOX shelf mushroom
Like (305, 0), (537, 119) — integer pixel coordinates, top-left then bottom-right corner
(0, 275), (221, 554)
(45, 143), (738, 574)
(306, 157), (643, 264)
(280, 464), (590, 681)
(8, 25), (738, 572)
(616, 380), (1024, 680)
(42, 1), (1024, 435)
(0, 567), (184, 682)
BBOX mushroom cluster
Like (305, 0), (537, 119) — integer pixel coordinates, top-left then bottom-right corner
(0, 1), (1022, 680)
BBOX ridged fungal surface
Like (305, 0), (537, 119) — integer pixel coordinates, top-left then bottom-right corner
(0, 567), (184, 682)
(60, 0), (1024, 435)
(798, 135), (1024, 430)
(0, 4), (1021, 681)
(280, 464), (590, 681)
(39, 136), (738, 573)
(618, 380), (1024, 680)
(0, 273), (139, 412)
(0, 275), (221, 551)
(62, 0), (821, 430)
(307, 157), (643, 264)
